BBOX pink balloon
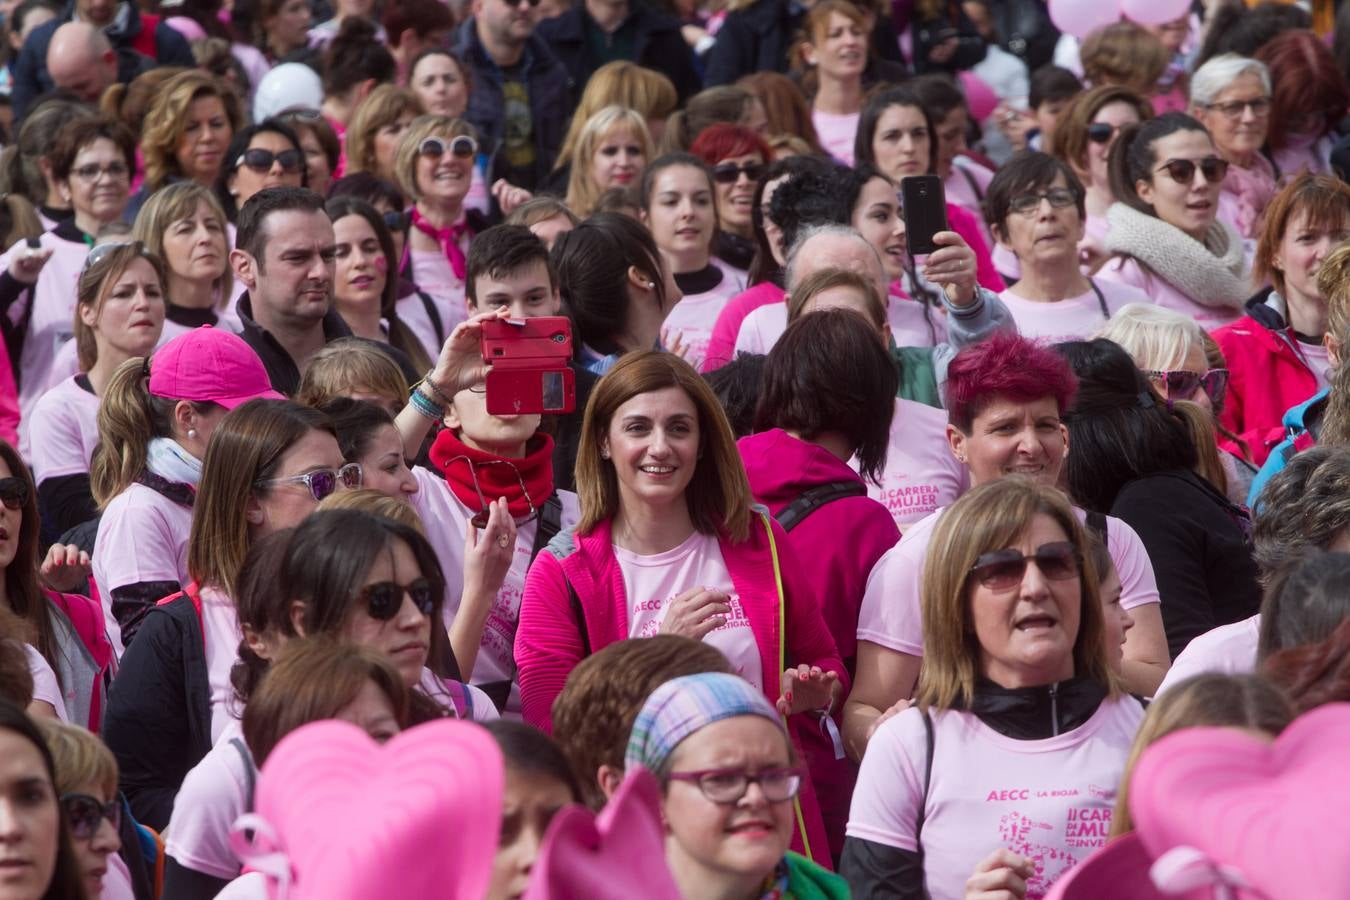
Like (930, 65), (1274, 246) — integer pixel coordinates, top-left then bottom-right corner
(1048, 0), (1120, 40)
(1121, 0), (1189, 26)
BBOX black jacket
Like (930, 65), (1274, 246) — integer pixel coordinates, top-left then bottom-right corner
(235, 293), (357, 396)
(551, 361), (598, 493)
(102, 594), (212, 831)
(537, 4), (702, 105)
(703, 0), (800, 86)
(454, 20), (574, 192)
(911, 0), (986, 74)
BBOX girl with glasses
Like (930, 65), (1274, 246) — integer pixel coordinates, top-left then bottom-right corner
(213, 120), (307, 226)
(102, 400), (347, 831)
(1097, 112), (1251, 330)
(842, 478), (1145, 900)
(689, 124), (773, 278)
(1190, 55), (1275, 244)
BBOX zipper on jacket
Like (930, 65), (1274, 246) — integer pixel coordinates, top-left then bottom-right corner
(1049, 682), (1060, 737)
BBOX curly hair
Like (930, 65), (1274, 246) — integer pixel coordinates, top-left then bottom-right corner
(1251, 445), (1350, 580)
(140, 70), (244, 192)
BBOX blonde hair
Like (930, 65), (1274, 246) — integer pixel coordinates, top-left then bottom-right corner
(786, 267), (886, 329)
(295, 339), (409, 411)
(73, 243), (168, 373)
(1094, 303), (1205, 372)
(1080, 21), (1170, 95)
(0, 194), (43, 252)
(317, 488), (425, 535)
(553, 62), (677, 175)
(565, 106), (653, 219)
(1171, 398), (1229, 496)
(140, 70), (244, 192)
(345, 85), (424, 178)
(576, 351), (753, 541)
(916, 478), (1120, 710)
(131, 181), (233, 306)
(393, 114), (477, 204)
(36, 719), (118, 799)
(1108, 673), (1292, 837)
(1315, 243), (1350, 446)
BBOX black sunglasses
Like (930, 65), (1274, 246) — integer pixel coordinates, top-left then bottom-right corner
(1155, 156), (1229, 185)
(235, 148), (304, 174)
(419, 136), (478, 160)
(359, 577), (436, 620)
(969, 541), (1080, 590)
(0, 476), (29, 510)
(61, 793), (121, 840)
(1086, 122), (1121, 144)
(712, 162), (765, 185)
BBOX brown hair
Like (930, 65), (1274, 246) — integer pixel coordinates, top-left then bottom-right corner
(100, 66), (190, 143)
(738, 72), (822, 155)
(551, 635), (733, 809)
(0, 638), (33, 708)
(295, 338), (409, 412)
(139, 70), (244, 192)
(504, 197), (581, 231)
(1170, 398), (1229, 497)
(576, 351), (754, 541)
(1264, 616), (1350, 714)
(1254, 174), (1350, 295)
(37, 718), (119, 799)
(131, 181), (234, 307)
(72, 242), (168, 373)
(345, 85), (423, 178)
(316, 488), (424, 535)
(1081, 22), (1170, 96)
(242, 638), (411, 766)
(916, 477), (1119, 710)
(0, 441), (59, 688)
(785, 266), (886, 329)
(50, 116), (136, 183)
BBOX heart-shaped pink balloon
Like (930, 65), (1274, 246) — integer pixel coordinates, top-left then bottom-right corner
(523, 768), (682, 900)
(238, 718), (504, 900)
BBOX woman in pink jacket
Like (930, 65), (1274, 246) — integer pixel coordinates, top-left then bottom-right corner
(516, 350), (846, 867)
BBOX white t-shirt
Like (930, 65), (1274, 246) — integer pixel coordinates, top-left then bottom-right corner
(848, 697), (1146, 900)
(1154, 614), (1260, 696)
(92, 482), (194, 656)
(200, 585), (244, 743)
(165, 719), (252, 880)
(854, 398), (968, 531)
(858, 506), (1161, 658)
(24, 643), (66, 720)
(812, 109), (860, 166)
(663, 260), (746, 370)
(997, 279), (1149, 343)
(618, 530), (764, 692)
(28, 376), (100, 485)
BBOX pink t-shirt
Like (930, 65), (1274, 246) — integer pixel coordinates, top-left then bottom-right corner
(812, 109), (860, 166)
(848, 697), (1146, 900)
(1301, 340), (1333, 389)
(165, 719), (250, 880)
(407, 240), (469, 356)
(618, 530), (764, 692)
(28, 376), (99, 485)
(410, 467), (580, 712)
(24, 643), (66, 720)
(663, 260), (746, 369)
(997, 279), (1149, 343)
(92, 482), (194, 656)
(1094, 256), (1243, 332)
(1154, 613), (1260, 697)
(200, 585), (244, 743)
(735, 292), (943, 357)
(855, 398), (967, 531)
(858, 506), (1161, 658)
(102, 852), (135, 900)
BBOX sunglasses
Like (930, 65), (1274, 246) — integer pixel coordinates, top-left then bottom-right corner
(359, 577), (436, 620)
(234, 148), (304, 174)
(1201, 97), (1271, 120)
(1143, 368), (1229, 405)
(969, 541), (1080, 590)
(712, 162), (765, 185)
(439, 455), (537, 529)
(61, 793), (121, 840)
(1086, 122), (1121, 144)
(81, 239), (147, 276)
(0, 476), (28, 511)
(419, 135), (478, 160)
(383, 210), (410, 233)
(1155, 156), (1229, 185)
(256, 463), (363, 502)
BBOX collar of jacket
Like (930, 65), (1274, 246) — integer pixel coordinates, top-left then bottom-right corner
(457, 18), (540, 76)
(955, 674), (1108, 740)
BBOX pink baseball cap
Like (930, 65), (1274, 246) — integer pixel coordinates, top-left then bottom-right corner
(149, 326), (282, 409)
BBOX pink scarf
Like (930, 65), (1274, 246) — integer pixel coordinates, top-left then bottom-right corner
(1221, 154), (1276, 240)
(410, 206), (470, 280)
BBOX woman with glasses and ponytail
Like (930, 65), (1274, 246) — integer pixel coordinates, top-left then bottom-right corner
(841, 477), (1144, 900)
(90, 327), (282, 652)
(213, 121), (307, 227)
(102, 399), (354, 830)
(393, 115), (489, 361)
(1096, 112), (1252, 331)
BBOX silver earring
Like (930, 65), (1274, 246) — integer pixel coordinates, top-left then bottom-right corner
(188, 428), (197, 439)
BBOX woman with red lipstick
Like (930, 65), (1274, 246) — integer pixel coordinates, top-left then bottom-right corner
(29, 244), (166, 544)
(563, 106), (653, 219)
(1097, 113), (1252, 331)
(689, 124), (773, 278)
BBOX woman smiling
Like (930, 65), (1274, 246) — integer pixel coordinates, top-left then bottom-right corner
(1190, 55), (1275, 244)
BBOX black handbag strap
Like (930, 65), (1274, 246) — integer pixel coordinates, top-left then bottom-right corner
(774, 480), (868, 533)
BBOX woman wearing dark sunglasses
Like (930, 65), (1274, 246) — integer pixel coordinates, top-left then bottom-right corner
(1097, 112), (1251, 331)
(842, 477), (1145, 900)
(102, 399), (350, 830)
(213, 120), (307, 225)
(689, 124), (774, 278)
(1057, 338), (1261, 659)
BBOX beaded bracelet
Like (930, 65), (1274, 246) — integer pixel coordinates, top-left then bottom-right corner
(420, 370), (453, 405)
(409, 386), (444, 421)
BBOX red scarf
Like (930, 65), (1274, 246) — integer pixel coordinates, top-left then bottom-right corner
(410, 206), (470, 280)
(429, 429), (555, 520)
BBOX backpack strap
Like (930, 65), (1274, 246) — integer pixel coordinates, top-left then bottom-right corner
(229, 737), (257, 814)
(1087, 278), (1110, 320)
(157, 581), (205, 651)
(530, 492), (564, 565)
(915, 708), (935, 882)
(774, 481), (868, 533)
(417, 289), (446, 349)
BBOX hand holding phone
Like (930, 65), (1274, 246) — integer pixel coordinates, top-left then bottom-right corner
(900, 175), (948, 257)
(479, 316), (576, 416)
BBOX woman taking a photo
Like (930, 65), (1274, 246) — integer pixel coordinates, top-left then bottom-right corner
(842, 478), (1145, 899)
(1098, 113), (1251, 331)
(515, 350), (846, 866)
(131, 182), (238, 340)
(30, 243), (167, 544)
(1190, 55), (1275, 244)
(563, 106), (654, 220)
(688, 124), (774, 276)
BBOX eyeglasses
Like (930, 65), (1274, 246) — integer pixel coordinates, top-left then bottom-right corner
(358, 577), (436, 620)
(256, 463), (363, 501)
(72, 162), (130, 182)
(969, 541), (1080, 590)
(667, 767), (803, 804)
(502, 0), (542, 7)
(1201, 97), (1271, 120)
(419, 136), (478, 160)
(81, 239), (146, 276)
(60, 793), (121, 840)
(712, 162), (765, 185)
(0, 477), (28, 511)
(438, 455), (536, 528)
(234, 148), (304, 174)
(383, 210), (409, 233)
(1008, 187), (1077, 216)
(1086, 122), (1122, 144)
(1143, 368), (1229, 406)
(1155, 156), (1229, 185)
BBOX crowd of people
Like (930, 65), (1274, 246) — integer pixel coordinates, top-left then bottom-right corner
(0, 0), (1349, 897)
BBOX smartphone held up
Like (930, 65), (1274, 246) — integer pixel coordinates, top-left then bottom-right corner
(480, 317), (576, 416)
(900, 174), (948, 257)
